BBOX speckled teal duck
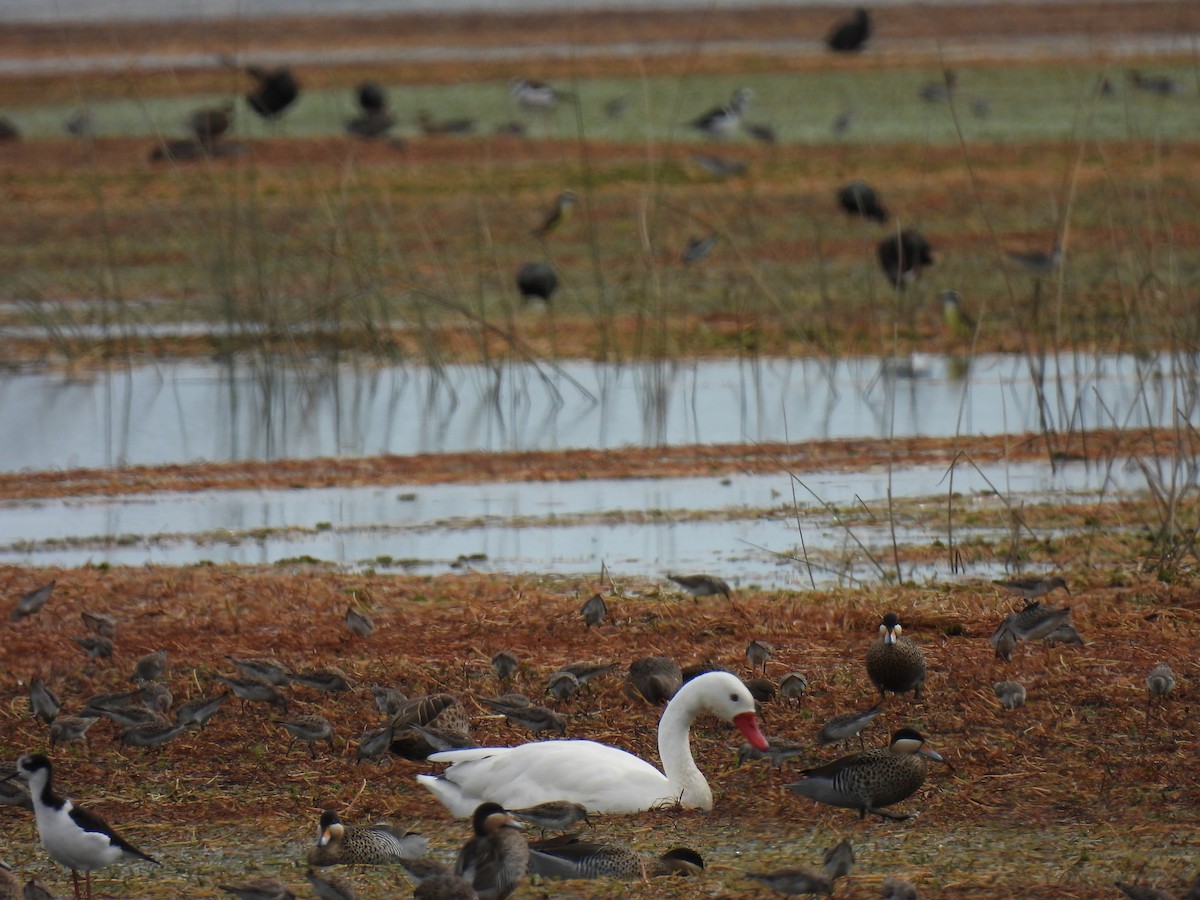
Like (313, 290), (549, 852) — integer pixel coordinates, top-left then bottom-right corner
(787, 728), (945, 820)
(528, 835), (702, 880)
(866, 613), (926, 699)
(307, 810), (427, 867)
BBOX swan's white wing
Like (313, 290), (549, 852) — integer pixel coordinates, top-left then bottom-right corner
(420, 739), (672, 816)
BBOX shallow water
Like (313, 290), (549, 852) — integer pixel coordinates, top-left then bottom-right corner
(0, 456), (1154, 586)
(0, 353), (1192, 472)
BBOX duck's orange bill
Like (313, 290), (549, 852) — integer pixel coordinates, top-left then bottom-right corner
(734, 711), (768, 751)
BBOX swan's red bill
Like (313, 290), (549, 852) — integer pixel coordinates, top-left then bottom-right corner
(734, 711), (768, 751)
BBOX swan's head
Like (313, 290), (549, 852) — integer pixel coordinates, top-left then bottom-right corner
(683, 671), (768, 751)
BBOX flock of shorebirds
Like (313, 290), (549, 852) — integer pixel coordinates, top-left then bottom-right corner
(1, 568), (1188, 899)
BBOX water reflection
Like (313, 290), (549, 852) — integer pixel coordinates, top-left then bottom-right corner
(0, 353), (1194, 472)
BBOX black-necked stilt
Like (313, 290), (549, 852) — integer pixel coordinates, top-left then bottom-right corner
(6, 754), (159, 900)
(826, 7), (871, 53)
(689, 88), (753, 140)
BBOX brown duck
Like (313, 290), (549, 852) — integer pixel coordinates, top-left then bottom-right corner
(866, 613), (926, 699)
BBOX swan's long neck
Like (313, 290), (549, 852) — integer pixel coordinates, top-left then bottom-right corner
(658, 690), (712, 809)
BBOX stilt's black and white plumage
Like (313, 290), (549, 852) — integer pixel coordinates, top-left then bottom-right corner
(6, 754), (158, 900)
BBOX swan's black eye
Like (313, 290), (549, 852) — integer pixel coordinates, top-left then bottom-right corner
(730, 693), (740, 702)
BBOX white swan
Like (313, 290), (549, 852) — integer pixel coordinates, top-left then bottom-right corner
(417, 671), (768, 817)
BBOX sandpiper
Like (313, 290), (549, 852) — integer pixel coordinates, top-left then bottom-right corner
(746, 677), (777, 703)
(7, 754), (159, 900)
(826, 7), (871, 53)
(219, 878), (296, 900)
(355, 724), (395, 764)
(49, 716), (101, 749)
(559, 661), (618, 686)
(225, 656), (290, 686)
(838, 181), (888, 223)
(481, 698), (566, 736)
(546, 671), (580, 703)
(877, 230), (934, 290)
(136, 681), (173, 716)
(516, 261), (557, 304)
(12, 581), (55, 621)
(866, 612), (927, 699)
(816, 703), (884, 748)
(682, 234), (718, 265)
(993, 680), (1027, 709)
(992, 601), (1072, 643)
(306, 868), (355, 900)
(1146, 663), (1176, 700)
(689, 88), (753, 140)
(507, 800), (590, 834)
(745, 866), (833, 896)
(788, 728), (946, 820)
(0, 762), (33, 810)
(74, 637), (113, 663)
(780, 672), (808, 706)
(993, 575), (1070, 600)
(624, 655), (683, 704)
(993, 624), (1016, 662)
(308, 810), (428, 867)
(580, 594), (607, 628)
(80, 611), (116, 640)
(344, 607), (374, 639)
(1043, 623), (1085, 647)
(823, 839), (855, 880)
(746, 639), (775, 674)
(174, 692), (228, 730)
(288, 668), (353, 694)
(371, 684), (407, 716)
(119, 721), (189, 750)
(130, 648), (168, 681)
(737, 737), (806, 769)
(276, 715), (336, 758)
(213, 675), (289, 712)
(455, 803), (529, 900)
(666, 572), (732, 600)
(30, 678), (61, 724)
(491, 651), (519, 681)
(882, 875), (920, 899)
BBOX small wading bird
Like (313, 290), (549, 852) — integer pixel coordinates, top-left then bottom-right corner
(689, 88), (754, 140)
(580, 593), (607, 628)
(12, 580), (55, 621)
(826, 7), (871, 53)
(667, 572), (732, 600)
(993, 574), (1070, 600)
(6, 754), (160, 900)
(993, 680), (1027, 709)
(533, 190), (577, 238)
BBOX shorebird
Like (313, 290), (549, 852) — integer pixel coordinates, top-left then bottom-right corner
(838, 181), (888, 223)
(779, 672), (807, 707)
(49, 716), (101, 749)
(580, 593), (607, 628)
(546, 671), (580, 702)
(682, 234), (718, 265)
(481, 698), (567, 736)
(509, 78), (566, 113)
(666, 572), (732, 600)
(991, 601), (1072, 644)
(344, 607), (374, 638)
(129, 649), (167, 684)
(746, 640), (775, 674)
(689, 88), (754, 140)
(454, 803), (529, 900)
(823, 839), (855, 880)
(219, 878), (296, 900)
(0, 761), (33, 810)
(491, 650), (519, 681)
(276, 714), (336, 757)
(882, 875), (920, 899)
(745, 866), (833, 896)
(80, 611), (116, 639)
(919, 70), (957, 102)
(826, 7), (871, 53)
(213, 675), (289, 712)
(174, 692), (228, 730)
(1007, 245), (1062, 277)
(12, 580), (55, 621)
(288, 668), (353, 693)
(1043, 622), (1085, 646)
(74, 637), (113, 663)
(371, 684), (407, 716)
(623, 655), (683, 704)
(136, 681), (172, 715)
(1127, 70), (1184, 96)
(306, 869), (355, 900)
(528, 836), (703, 880)
(516, 261), (557, 304)
(30, 678), (61, 724)
(188, 103), (233, 145)
(993, 624), (1016, 662)
(118, 721), (189, 750)
(1146, 663), (1176, 701)
(508, 801), (590, 835)
(993, 575), (1070, 600)
(866, 612), (927, 699)
(532, 191), (577, 238)
(816, 704), (883, 748)
(993, 680), (1027, 709)
(6, 754), (159, 900)
(737, 737), (807, 769)
(225, 656), (290, 685)
(307, 810), (428, 867)
(788, 728), (946, 820)
(878, 229), (934, 290)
